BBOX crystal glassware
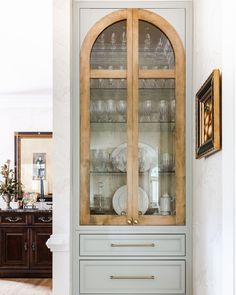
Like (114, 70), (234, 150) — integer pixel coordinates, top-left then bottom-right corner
(170, 99), (175, 122)
(117, 100), (127, 122)
(143, 33), (151, 54)
(98, 66), (103, 88)
(158, 99), (169, 122)
(94, 99), (105, 122)
(121, 31), (126, 50)
(143, 99), (153, 121)
(110, 32), (116, 50)
(106, 99), (116, 122)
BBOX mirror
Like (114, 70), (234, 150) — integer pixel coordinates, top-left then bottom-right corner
(14, 132), (53, 201)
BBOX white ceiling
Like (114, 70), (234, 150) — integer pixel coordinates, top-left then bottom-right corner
(0, 0), (52, 96)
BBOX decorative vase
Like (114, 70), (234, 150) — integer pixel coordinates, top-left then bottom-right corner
(2, 194), (13, 210)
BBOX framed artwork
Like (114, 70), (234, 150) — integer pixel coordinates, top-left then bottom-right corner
(14, 132), (53, 199)
(195, 69), (221, 158)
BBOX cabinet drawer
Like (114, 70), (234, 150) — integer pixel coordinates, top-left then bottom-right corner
(32, 213), (52, 225)
(80, 260), (185, 294)
(80, 235), (185, 256)
(0, 213), (27, 225)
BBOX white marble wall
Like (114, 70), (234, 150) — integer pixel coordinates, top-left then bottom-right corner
(193, 0), (222, 294)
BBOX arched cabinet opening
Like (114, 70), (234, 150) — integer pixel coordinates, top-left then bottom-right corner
(80, 8), (185, 226)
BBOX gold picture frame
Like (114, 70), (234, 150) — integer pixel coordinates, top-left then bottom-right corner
(14, 132), (53, 199)
(195, 69), (221, 158)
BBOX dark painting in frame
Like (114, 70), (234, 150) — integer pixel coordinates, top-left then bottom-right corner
(196, 69), (221, 159)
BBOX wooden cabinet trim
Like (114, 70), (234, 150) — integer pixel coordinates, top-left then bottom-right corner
(80, 8), (186, 225)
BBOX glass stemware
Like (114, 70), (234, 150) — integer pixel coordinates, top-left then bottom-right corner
(106, 99), (116, 122)
(143, 99), (153, 121)
(117, 100), (127, 122)
(94, 99), (105, 122)
(110, 32), (116, 50)
(108, 65), (113, 87)
(158, 99), (169, 122)
(143, 33), (151, 56)
(98, 66), (103, 88)
(98, 33), (105, 51)
(121, 31), (126, 50)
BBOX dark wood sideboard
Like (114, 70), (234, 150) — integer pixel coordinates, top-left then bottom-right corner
(0, 209), (52, 278)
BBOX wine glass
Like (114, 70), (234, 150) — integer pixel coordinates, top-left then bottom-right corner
(143, 33), (151, 56)
(98, 66), (103, 88)
(110, 32), (116, 50)
(98, 33), (105, 50)
(94, 99), (105, 122)
(143, 99), (153, 121)
(121, 31), (126, 50)
(117, 100), (127, 122)
(106, 99), (116, 122)
(158, 99), (169, 122)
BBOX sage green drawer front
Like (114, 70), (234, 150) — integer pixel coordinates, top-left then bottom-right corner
(80, 234), (185, 256)
(80, 260), (185, 294)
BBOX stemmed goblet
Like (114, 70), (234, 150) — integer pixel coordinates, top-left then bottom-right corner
(106, 99), (116, 122)
(117, 100), (127, 122)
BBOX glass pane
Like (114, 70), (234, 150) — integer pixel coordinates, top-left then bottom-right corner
(139, 21), (175, 69)
(90, 79), (127, 215)
(138, 79), (176, 216)
(91, 21), (127, 69)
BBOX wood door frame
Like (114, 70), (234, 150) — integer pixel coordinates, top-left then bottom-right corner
(132, 9), (185, 225)
(80, 9), (132, 225)
(80, 8), (185, 226)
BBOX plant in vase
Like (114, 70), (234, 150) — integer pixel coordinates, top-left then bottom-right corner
(0, 160), (22, 209)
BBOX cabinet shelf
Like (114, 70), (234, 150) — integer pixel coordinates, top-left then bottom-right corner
(90, 170), (175, 174)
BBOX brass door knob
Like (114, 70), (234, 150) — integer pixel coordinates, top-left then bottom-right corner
(127, 218), (133, 225)
(133, 219), (139, 224)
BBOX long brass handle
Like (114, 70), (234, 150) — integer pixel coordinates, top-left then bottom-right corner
(110, 275), (155, 280)
(111, 243), (155, 247)
(5, 216), (22, 222)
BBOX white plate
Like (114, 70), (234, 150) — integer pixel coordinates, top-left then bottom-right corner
(111, 142), (156, 172)
(112, 185), (149, 215)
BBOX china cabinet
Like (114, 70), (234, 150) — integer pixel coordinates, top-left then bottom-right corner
(77, 4), (191, 295)
(80, 9), (185, 226)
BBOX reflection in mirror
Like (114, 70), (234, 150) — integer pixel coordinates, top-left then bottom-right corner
(14, 132), (53, 201)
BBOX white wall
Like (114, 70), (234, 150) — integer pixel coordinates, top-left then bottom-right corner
(0, 0), (52, 170)
(0, 96), (52, 164)
(193, 0), (236, 295)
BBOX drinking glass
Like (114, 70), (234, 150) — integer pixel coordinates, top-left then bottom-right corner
(110, 32), (117, 50)
(143, 99), (153, 121)
(170, 99), (175, 122)
(158, 99), (169, 122)
(94, 99), (105, 122)
(106, 99), (116, 122)
(117, 100), (127, 122)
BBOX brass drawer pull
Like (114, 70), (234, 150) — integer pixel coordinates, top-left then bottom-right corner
(111, 243), (155, 247)
(5, 216), (22, 222)
(110, 275), (155, 280)
(24, 242), (28, 251)
(38, 216), (52, 223)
